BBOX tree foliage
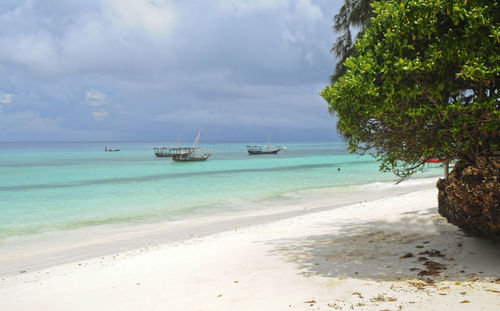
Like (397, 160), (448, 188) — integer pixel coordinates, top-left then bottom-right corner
(322, 0), (500, 181)
(331, 0), (374, 84)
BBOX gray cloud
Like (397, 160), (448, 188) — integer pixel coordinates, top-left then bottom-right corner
(0, 0), (341, 141)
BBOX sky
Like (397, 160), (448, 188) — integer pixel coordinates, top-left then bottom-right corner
(0, 0), (342, 142)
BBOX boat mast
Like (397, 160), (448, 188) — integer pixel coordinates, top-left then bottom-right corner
(193, 130), (201, 149)
(175, 134), (183, 147)
(267, 133), (271, 151)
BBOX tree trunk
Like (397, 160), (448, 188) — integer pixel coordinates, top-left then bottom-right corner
(437, 156), (500, 240)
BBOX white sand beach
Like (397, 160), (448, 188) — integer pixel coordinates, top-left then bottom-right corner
(1, 185), (499, 310)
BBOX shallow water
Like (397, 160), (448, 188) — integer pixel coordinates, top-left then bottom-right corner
(0, 141), (443, 242)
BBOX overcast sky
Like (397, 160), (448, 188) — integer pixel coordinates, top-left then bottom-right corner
(0, 0), (342, 142)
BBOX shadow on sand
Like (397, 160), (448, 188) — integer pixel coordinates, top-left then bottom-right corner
(266, 207), (500, 284)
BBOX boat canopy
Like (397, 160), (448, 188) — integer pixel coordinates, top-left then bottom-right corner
(246, 145), (263, 152)
(154, 147), (195, 157)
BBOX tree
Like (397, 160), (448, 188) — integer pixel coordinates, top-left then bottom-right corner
(322, 0), (499, 238)
(330, 0), (373, 84)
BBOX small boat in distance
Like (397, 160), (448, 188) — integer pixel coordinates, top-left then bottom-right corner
(247, 134), (286, 155)
(104, 146), (120, 152)
(172, 131), (213, 162)
(246, 145), (283, 154)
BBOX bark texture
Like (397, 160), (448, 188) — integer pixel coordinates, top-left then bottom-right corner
(437, 155), (500, 240)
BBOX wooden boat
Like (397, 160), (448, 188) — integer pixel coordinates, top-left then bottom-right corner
(246, 145), (283, 154)
(153, 134), (195, 157)
(172, 131), (212, 162)
(104, 146), (120, 152)
(247, 134), (285, 155)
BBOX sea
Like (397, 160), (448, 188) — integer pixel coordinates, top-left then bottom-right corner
(0, 141), (443, 245)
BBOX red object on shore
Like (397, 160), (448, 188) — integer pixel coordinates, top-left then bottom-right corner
(420, 158), (444, 163)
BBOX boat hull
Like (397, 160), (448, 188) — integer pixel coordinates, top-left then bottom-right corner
(172, 154), (211, 162)
(154, 147), (195, 158)
(247, 149), (281, 155)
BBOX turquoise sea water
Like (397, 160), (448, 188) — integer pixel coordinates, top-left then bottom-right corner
(0, 142), (442, 243)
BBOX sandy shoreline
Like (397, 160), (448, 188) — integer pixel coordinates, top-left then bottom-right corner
(1, 185), (499, 310)
(0, 178), (438, 277)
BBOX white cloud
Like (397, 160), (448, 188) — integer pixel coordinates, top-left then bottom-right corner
(0, 92), (12, 104)
(92, 110), (109, 121)
(85, 89), (107, 107)
(295, 0), (323, 20)
(105, 0), (176, 35)
(218, 0), (322, 20)
(85, 89), (109, 120)
(218, 0), (288, 14)
(283, 27), (305, 44)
